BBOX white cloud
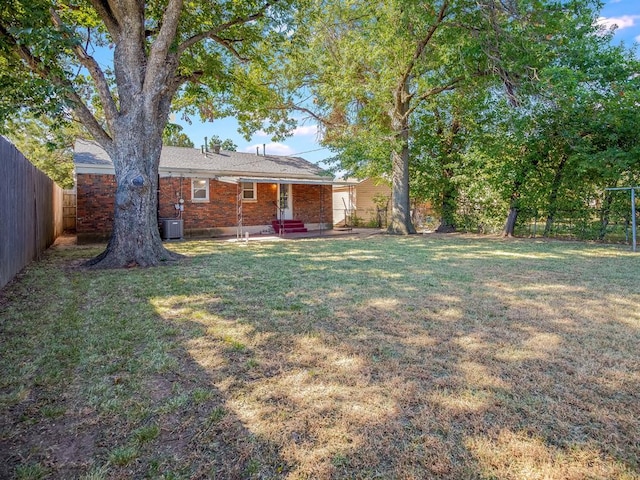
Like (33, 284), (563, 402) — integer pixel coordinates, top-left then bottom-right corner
(253, 124), (317, 138)
(596, 15), (640, 31)
(636, 34), (640, 42)
(291, 124), (318, 137)
(243, 143), (295, 156)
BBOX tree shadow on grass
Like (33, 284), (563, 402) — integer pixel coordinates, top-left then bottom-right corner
(3, 234), (638, 479)
(151, 234), (640, 478)
(0, 259), (290, 480)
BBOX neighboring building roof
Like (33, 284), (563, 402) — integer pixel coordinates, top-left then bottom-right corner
(334, 177), (363, 185)
(74, 138), (334, 181)
(333, 176), (391, 191)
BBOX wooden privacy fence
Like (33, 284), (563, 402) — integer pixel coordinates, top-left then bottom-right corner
(0, 136), (64, 289)
(63, 189), (76, 231)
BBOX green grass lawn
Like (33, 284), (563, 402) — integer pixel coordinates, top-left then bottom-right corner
(1, 233), (639, 479)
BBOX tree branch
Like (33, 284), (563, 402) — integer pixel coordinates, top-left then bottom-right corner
(398, 1), (450, 93)
(293, 106), (330, 126)
(481, 0), (521, 107)
(173, 71), (204, 87)
(406, 77), (463, 118)
(210, 34), (249, 61)
(87, 0), (120, 40)
(50, 8), (119, 130)
(286, 103), (342, 128)
(145, 0), (184, 94)
(0, 23), (112, 147)
(177, 0), (279, 55)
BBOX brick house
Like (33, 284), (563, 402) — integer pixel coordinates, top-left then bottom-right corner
(74, 139), (335, 243)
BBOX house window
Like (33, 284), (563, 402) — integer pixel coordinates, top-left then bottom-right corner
(242, 182), (257, 201)
(192, 178), (209, 202)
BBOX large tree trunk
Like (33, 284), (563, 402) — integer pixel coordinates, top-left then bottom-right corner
(434, 114), (460, 233)
(387, 82), (416, 235)
(388, 144), (416, 234)
(503, 153), (540, 237)
(503, 189), (520, 236)
(85, 31), (183, 268)
(86, 128), (180, 268)
(503, 206), (518, 236)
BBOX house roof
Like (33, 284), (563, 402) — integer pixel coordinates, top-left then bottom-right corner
(332, 176), (391, 191)
(74, 139), (334, 182)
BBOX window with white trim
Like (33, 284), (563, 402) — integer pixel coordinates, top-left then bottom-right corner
(192, 178), (209, 202)
(242, 181), (257, 201)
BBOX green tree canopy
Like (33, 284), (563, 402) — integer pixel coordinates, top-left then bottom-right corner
(288, 0), (604, 234)
(0, 0), (303, 267)
(163, 123), (194, 148)
(476, 29), (640, 236)
(208, 135), (237, 152)
(2, 114), (80, 189)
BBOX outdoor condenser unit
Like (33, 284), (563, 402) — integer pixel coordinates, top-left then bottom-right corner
(161, 218), (183, 240)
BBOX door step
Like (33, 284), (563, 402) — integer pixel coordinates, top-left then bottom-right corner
(272, 219), (308, 234)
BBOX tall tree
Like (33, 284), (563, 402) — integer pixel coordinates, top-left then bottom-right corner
(411, 86), (486, 233)
(292, 0), (469, 234)
(290, 0), (591, 234)
(0, 0), (299, 267)
(490, 25), (640, 237)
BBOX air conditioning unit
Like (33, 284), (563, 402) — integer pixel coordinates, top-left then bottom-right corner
(160, 218), (183, 240)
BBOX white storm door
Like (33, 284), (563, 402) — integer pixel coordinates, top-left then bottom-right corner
(278, 183), (293, 220)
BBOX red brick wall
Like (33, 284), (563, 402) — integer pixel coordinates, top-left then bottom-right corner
(293, 184), (332, 224)
(158, 177), (235, 228)
(242, 183), (279, 225)
(76, 173), (115, 242)
(158, 177), (185, 220)
(77, 174), (332, 241)
(159, 178), (280, 229)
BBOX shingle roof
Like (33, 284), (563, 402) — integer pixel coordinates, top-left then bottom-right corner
(74, 139), (331, 180)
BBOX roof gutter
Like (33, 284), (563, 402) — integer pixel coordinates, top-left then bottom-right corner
(219, 176), (349, 186)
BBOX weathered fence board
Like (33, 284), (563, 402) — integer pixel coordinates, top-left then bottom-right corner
(63, 189), (76, 231)
(0, 136), (63, 289)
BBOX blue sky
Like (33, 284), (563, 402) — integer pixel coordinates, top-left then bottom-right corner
(173, 114), (328, 164)
(598, 0), (640, 46)
(174, 0), (640, 167)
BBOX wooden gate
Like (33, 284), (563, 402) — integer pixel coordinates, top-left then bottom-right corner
(63, 189), (76, 232)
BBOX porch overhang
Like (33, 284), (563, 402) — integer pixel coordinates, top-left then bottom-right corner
(217, 176), (350, 186)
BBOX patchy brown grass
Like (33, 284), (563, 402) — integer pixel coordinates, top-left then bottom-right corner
(1, 233), (639, 479)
